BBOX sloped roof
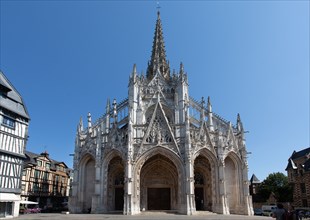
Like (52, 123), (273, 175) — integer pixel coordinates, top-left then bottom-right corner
(286, 147), (310, 171)
(250, 174), (260, 184)
(291, 147), (310, 160)
(285, 158), (297, 170)
(24, 151), (39, 165)
(0, 71), (30, 119)
(24, 150), (69, 171)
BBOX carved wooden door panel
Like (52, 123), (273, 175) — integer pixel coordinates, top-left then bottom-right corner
(114, 188), (124, 210)
(147, 188), (171, 210)
(195, 187), (204, 210)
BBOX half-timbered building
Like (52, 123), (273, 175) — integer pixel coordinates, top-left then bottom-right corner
(0, 71), (30, 218)
(70, 12), (254, 216)
(21, 151), (71, 211)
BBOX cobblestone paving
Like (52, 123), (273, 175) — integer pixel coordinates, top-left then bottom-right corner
(16, 212), (274, 220)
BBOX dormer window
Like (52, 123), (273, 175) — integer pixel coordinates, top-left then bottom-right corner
(57, 165), (64, 171)
(0, 83), (11, 96)
(37, 160), (42, 167)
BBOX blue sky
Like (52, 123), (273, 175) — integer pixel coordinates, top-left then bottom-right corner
(0, 1), (309, 182)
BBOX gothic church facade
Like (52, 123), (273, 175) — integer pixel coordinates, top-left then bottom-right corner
(70, 12), (254, 215)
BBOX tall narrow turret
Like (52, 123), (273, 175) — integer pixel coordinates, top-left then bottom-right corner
(200, 97), (206, 121)
(237, 113), (244, 132)
(207, 96), (214, 131)
(146, 11), (170, 80)
(78, 117), (83, 133)
(106, 98), (110, 114)
(112, 99), (118, 125)
(105, 98), (111, 132)
(132, 63), (137, 77)
(87, 112), (92, 133)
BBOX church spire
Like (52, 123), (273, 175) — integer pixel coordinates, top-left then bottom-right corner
(146, 11), (170, 81)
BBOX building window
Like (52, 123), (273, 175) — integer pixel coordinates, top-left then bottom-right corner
(302, 199), (308, 207)
(33, 183), (39, 192)
(60, 187), (64, 196)
(37, 160), (42, 167)
(34, 170), (40, 179)
(61, 176), (65, 184)
(300, 183), (306, 193)
(2, 116), (15, 129)
(43, 172), (49, 181)
(46, 163), (51, 170)
(53, 186), (57, 195)
(42, 183), (49, 192)
(0, 202), (13, 216)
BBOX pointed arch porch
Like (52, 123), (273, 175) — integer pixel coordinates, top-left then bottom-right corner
(224, 152), (243, 214)
(193, 148), (219, 213)
(78, 153), (96, 213)
(101, 149), (126, 213)
(133, 147), (185, 214)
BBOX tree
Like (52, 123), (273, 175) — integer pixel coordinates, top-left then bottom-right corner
(257, 172), (293, 202)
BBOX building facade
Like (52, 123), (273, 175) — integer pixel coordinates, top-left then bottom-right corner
(249, 174), (261, 196)
(70, 12), (253, 215)
(286, 147), (310, 208)
(21, 151), (71, 211)
(0, 71), (30, 218)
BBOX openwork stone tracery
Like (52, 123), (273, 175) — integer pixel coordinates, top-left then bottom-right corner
(70, 12), (253, 216)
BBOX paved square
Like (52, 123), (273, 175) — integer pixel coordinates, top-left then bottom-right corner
(16, 213), (272, 220)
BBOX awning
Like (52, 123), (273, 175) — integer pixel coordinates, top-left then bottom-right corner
(19, 201), (38, 205)
(0, 193), (20, 202)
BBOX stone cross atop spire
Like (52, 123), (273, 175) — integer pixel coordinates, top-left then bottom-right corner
(147, 11), (170, 81)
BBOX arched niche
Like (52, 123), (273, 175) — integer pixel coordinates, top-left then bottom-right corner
(193, 155), (213, 211)
(134, 147), (185, 213)
(140, 154), (178, 211)
(79, 154), (95, 213)
(193, 148), (218, 213)
(224, 153), (241, 214)
(107, 156), (125, 211)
